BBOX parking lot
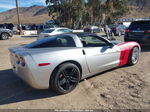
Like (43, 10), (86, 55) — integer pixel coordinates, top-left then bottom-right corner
(0, 35), (149, 109)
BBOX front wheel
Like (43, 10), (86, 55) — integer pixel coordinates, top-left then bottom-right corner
(50, 63), (81, 94)
(1, 33), (9, 40)
(128, 47), (139, 65)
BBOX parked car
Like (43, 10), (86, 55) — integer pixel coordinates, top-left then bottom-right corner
(43, 25), (58, 30)
(4, 23), (14, 30)
(0, 24), (4, 29)
(9, 33), (140, 94)
(0, 23), (14, 30)
(84, 26), (101, 33)
(0, 29), (13, 40)
(38, 27), (73, 39)
(124, 20), (150, 46)
(110, 24), (126, 36)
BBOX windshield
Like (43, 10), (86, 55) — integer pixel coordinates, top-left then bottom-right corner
(110, 24), (123, 28)
(42, 29), (54, 33)
(43, 25), (58, 29)
(24, 37), (55, 48)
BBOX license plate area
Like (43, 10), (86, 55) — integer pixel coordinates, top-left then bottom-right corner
(132, 30), (144, 33)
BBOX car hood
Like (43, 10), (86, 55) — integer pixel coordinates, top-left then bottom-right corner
(0, 28), (12, 32)
(110, 40), (124, 45)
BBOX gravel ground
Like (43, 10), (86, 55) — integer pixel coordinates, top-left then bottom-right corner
(0, 35), (149, 109)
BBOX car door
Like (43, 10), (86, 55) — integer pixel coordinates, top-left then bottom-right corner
(80, 35), (120, 73)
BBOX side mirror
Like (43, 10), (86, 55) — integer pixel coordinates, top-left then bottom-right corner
(108, 43), (114, 48)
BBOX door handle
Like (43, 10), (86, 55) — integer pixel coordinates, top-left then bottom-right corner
(82, 50), (86, 55)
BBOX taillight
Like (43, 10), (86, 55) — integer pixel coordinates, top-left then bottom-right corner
(20, 57), (25, 66)
(125, 29), (131, 33)
(147, 30), (150, 33)
(15, 55), (25, 66)
(38, 63), (50, 67)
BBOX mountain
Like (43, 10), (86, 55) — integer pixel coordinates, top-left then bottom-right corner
(123, 0), (150, 19)
(0, 5), (51, 24)
(0, 1), (150, 25)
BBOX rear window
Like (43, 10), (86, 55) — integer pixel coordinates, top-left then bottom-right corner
(129, 21), (150, 30)
(110, 24), (118, 28)
(24, 35), (76, 48)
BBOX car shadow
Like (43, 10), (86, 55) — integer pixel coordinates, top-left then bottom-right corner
(81, 67), (119, 82)
(80, 64), (133, 82)
(0, 69), (58, 105)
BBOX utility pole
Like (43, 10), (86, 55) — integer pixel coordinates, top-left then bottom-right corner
(16, 0), (22, 35)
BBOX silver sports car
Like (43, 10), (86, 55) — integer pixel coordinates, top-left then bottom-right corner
(9, 33), (140, 94)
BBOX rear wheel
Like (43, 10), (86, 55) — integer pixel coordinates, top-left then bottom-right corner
(128, 47), (139, 65)
(1, 33), (9, 40)
(50, 63), (81, 94)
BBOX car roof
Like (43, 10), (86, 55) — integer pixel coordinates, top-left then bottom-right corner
(58, 32), (103, 38)
(65, 32), (93, 35)
(49, 27), (70, 30)
(110, 24), (124, 27)
(132, 20), (150, 23)
(64, 32), (111, 43)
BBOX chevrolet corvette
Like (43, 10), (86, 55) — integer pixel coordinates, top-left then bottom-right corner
(9, 33), (140, 94)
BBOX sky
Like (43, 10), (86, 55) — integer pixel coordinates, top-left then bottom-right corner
(0, 0), (46, 12)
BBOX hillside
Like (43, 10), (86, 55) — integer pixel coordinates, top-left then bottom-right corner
(126, 0), (150, 18)
(0, 1), (150, 25)
(0, 5), (52, 24)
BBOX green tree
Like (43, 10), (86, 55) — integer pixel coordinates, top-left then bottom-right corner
(102, 0), (129, 24)
(46, 0), (85, 28)
(46, 0), (130, 27)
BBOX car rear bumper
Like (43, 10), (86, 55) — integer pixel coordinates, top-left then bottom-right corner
(9, 52), (49, 89)
(9, 32), (13, 37)
(12, 64), (38, 88)
(124, 36), (150, 46)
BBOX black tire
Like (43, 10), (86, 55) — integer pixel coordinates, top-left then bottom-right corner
(114, 32), (118, 36)
(1, 33), (9, 40)
(50, 63), (81, 94)
(128, 47), (139, 66)
(115, 32), (121, 36)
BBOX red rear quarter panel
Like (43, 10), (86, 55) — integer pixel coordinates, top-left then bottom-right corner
(117, 42), (141, 66)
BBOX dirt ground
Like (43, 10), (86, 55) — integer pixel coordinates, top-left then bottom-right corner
(0, 35), (149, 109)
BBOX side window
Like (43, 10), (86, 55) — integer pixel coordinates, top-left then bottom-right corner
(57, 29), (72, 33)
(79, 35), (108, 47)
(56, 36), (76, 47)
(57, 29), (65, 33)
(118, 26), (121, 28)
(64, 29), (72, 33)
(123, 25), (126, 29)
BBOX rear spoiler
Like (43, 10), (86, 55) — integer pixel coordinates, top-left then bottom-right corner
(8, 46), (28, 56)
